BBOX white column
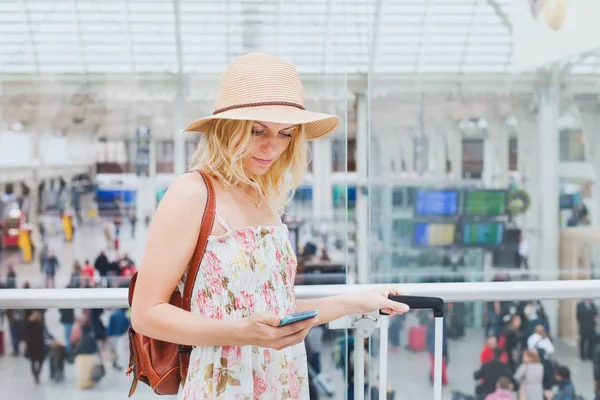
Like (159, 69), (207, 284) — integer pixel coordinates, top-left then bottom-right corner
(577, 103), (600, 279)
(149, 139), (157, 212)
(138, 139), (158, 217)
(310, 138), (333, 221)
(578, 105), (600, 226)
(321, 138), (333, 220)
(13, 181), (23, 198)
(537, 80), (561, 336)
(25, 180), (40, 227)
(515, 113), (540, 272)
(482, 121), (509, 188)
(390, 135), (402, 173)
(482, 134), (495, 186)
(447, 127), (462, 179)
(401, 131), (414, 174)
(493, 120), (510, 187)
(356, 93), (370, 284)
(380, 185), (393, 273)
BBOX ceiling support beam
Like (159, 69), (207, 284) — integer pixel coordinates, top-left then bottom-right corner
(486, 0), (512, 33)
(18, 0), (39, 76)
(459, 0), (480, 74)
(368, 0), (384, 74)
(121, 0), (135, 73)
(321, 0), (334, 72)
(415, 0), (434, 74)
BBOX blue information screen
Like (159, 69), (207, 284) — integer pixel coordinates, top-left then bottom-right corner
(415, 190), (459, 216)
(462, 222), (504, 247)
(413, 222), (456, 247)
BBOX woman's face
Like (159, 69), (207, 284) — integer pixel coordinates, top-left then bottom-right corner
(242, 121), (296, 176)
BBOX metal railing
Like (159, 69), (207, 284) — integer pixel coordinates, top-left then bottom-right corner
(1, 280), (599, 400)
(1, 280), (599, 309)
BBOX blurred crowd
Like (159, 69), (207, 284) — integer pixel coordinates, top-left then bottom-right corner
(0, 249), (135, 390)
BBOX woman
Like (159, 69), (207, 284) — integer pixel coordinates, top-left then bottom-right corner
(71, 311), (102, 389)
(514, 349), (543, 400)
(23, 310), (46, 384)
(130, 52), (410, 399)
(504, 315), (522, 373)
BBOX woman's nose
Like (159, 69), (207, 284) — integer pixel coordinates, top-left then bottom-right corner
(261, 138), (277, 152)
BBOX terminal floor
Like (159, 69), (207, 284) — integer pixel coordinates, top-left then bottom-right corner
(0, 221), (596, 400)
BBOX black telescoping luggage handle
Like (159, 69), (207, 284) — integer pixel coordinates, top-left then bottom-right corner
(380, 295), (445, 318)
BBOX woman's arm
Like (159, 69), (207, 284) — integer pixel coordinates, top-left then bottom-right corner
(295, 287), (409, 325)
(295, 296), (357, 325)
(130, 173), (245, 347)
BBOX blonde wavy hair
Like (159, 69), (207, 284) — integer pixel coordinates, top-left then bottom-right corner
(188, 119), (308, 214)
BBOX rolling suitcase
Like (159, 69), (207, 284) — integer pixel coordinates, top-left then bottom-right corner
(406, 324), (427, 352)
(380, 295), (445, 400)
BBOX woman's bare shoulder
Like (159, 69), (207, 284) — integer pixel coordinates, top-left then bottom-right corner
(160, 172), (209, 210)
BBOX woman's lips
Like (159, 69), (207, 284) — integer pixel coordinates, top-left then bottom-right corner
(253, 157), (273, 165)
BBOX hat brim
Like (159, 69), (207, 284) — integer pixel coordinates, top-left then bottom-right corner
(182, 105), (342, 140)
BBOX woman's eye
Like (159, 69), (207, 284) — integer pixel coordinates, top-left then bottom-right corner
(279, 132), (292, 138)
(252, 129), (265, 135)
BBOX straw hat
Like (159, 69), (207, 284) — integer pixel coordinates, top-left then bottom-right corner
(182, 52), (342, 140)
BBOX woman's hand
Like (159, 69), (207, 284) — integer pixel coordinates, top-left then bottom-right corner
(239, 312), (319, 350)
(352, 287), (410, 316)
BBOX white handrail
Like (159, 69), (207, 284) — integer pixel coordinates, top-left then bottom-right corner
(0, 280), (598, 309)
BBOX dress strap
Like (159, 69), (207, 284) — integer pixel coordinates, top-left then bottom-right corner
(215, 210), (231, 232)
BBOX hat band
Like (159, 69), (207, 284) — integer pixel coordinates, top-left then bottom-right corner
(213, 101), (305, 115)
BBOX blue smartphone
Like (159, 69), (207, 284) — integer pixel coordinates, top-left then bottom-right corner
(279, 309), (319, 327)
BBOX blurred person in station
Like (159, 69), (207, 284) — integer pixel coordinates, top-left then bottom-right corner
(513, 349), (543, 400)
(527, 324), (555, 356)
(474, 348), (515, 400)
(517, 233), (529, 270)
(576, 298), (597, 361)
(69, 260), (82, 288)
(527, 324), (556, 391)
(59, 302), (76, 357)
(518, 300), (550, 347)
(481, 336), (508, 364)
(103, 220), (113, 249)
(41, 247), (60, 288)
(5, 303), (26, 356)
(484, 376), (516, 400)
(93, 250), (110, 287)
(71, 310), (102, 389)
(544, 365), (576, 400)
(81, 259), (96, 288)
(106, 308), (130, 371)
(144, 210), (151, 229)
(5, 262), (17, 288)
(503, 315), (523, 373)
(129, 210), (137, 238)
(23, 310), (47, 384)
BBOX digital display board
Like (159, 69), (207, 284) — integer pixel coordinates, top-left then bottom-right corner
(463, 190), (507, 216)
(415, 190), (459, 216)
(412, 222), (456, 248)
(461, 222), (504, 247)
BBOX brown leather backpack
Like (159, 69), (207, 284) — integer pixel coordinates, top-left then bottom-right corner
(126, 170), (216, 396)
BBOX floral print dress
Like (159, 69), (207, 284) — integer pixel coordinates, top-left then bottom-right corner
(177, 211), (309, 400)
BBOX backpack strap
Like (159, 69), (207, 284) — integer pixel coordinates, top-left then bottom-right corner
(181, 170), (216, 312)
(178, 170), (216, 381)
